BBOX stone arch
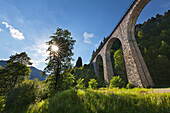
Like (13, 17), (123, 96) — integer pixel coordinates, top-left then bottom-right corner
(106, 38), (118, 54)
(106, 37), (128, 84)
(95, 55), (104, 80)
(127, 0), (149, 41)
(124, 0), (154, 86)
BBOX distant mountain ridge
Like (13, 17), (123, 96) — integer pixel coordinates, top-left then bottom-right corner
(0, 60), (45, 81)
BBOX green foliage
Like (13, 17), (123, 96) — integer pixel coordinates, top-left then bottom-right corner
(159, 41), (170, 58)
(72, 64), (105, 88)
(7, 52), (32, 65)
(4, 79), (49, 112)
(28, 89), (87, 113)
(109, 76), (125, 88)
(135, 10), (170, 87)
(0, 67), (12, 95)
(126, 81), (135, 89)
(88, 79), (98, 89)
(0, 52), (31, 95)
(109, 39), (128, 86)
(27, 89), (170, 113)
(44, 28), (76, 90)
(113, 48), (127, 84)
(5, 80), (36, 112)
(137, 30), (144, 38)
(45, 72), (75, 92)
(61, 72), (75, 90)
(76, 78), (85, 89)
(6, 62), (31, 84)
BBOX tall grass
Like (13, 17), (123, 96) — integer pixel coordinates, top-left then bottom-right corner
(26, 88), (170, 113)
(4, 88), (170, 113)
(28, 89), (87, 113)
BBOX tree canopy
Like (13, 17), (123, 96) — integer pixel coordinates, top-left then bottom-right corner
(44, 28), (76, 90)
(0, 52), (31, 95)
(75, 57), (82, 68)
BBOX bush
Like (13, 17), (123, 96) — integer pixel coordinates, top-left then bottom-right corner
(4, 79), (49, 112)
(109, 76), (125, 88)
(62, 72), (75, 90)
(76, 78), (85, 89)
(72, 64), (98, 88)
(5, 80), (36, 111)
(88, 79), (98, 89)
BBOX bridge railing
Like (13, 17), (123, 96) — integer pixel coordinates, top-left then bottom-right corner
(90, 0), (137, 62)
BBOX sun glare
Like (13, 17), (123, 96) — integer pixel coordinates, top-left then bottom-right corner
(52, 45), (59, 52)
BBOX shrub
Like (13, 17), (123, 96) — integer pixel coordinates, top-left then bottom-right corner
(62, 72), (75, 90)
(88, 79), (98, 89)
(76, 78), (85, 89)
(72, 64), (97, 88)
(5, 80), (36, 111)
(4, 79), (49, 112)
(109, 76), (125, 88)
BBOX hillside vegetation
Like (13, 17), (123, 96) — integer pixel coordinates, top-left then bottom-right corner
(135, 10), (170, 86)
(1, 88), (170, 113)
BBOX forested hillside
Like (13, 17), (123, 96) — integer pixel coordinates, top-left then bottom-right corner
(135, 10), (170, 86)
(110, 10), (170, 87)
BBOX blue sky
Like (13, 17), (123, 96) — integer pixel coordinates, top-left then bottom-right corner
(0, 0), (169, 70)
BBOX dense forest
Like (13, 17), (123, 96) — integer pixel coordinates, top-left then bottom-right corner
(135, 10), (170, 86)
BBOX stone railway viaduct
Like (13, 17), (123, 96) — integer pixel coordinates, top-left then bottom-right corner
(91, 0), (155, 87)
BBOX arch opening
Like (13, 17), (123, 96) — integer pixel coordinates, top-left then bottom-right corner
(96, 55), (104, 81)
(107, 38), (128, 85)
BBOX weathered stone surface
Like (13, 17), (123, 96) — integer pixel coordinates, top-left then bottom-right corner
(92, 0), (154, 87)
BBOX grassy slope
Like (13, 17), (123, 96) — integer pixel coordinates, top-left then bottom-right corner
(8, 88), (169, 113)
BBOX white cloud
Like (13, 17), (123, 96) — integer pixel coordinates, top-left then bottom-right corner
(2, 22), (25, 40)
(0, 28), (2, 32)
(0, 58), (9, 61)
(83, 32), (94, 44)
(31, 58), (46, 68)
(30, 40), (49, 57)
(25, 39), (49, 69)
